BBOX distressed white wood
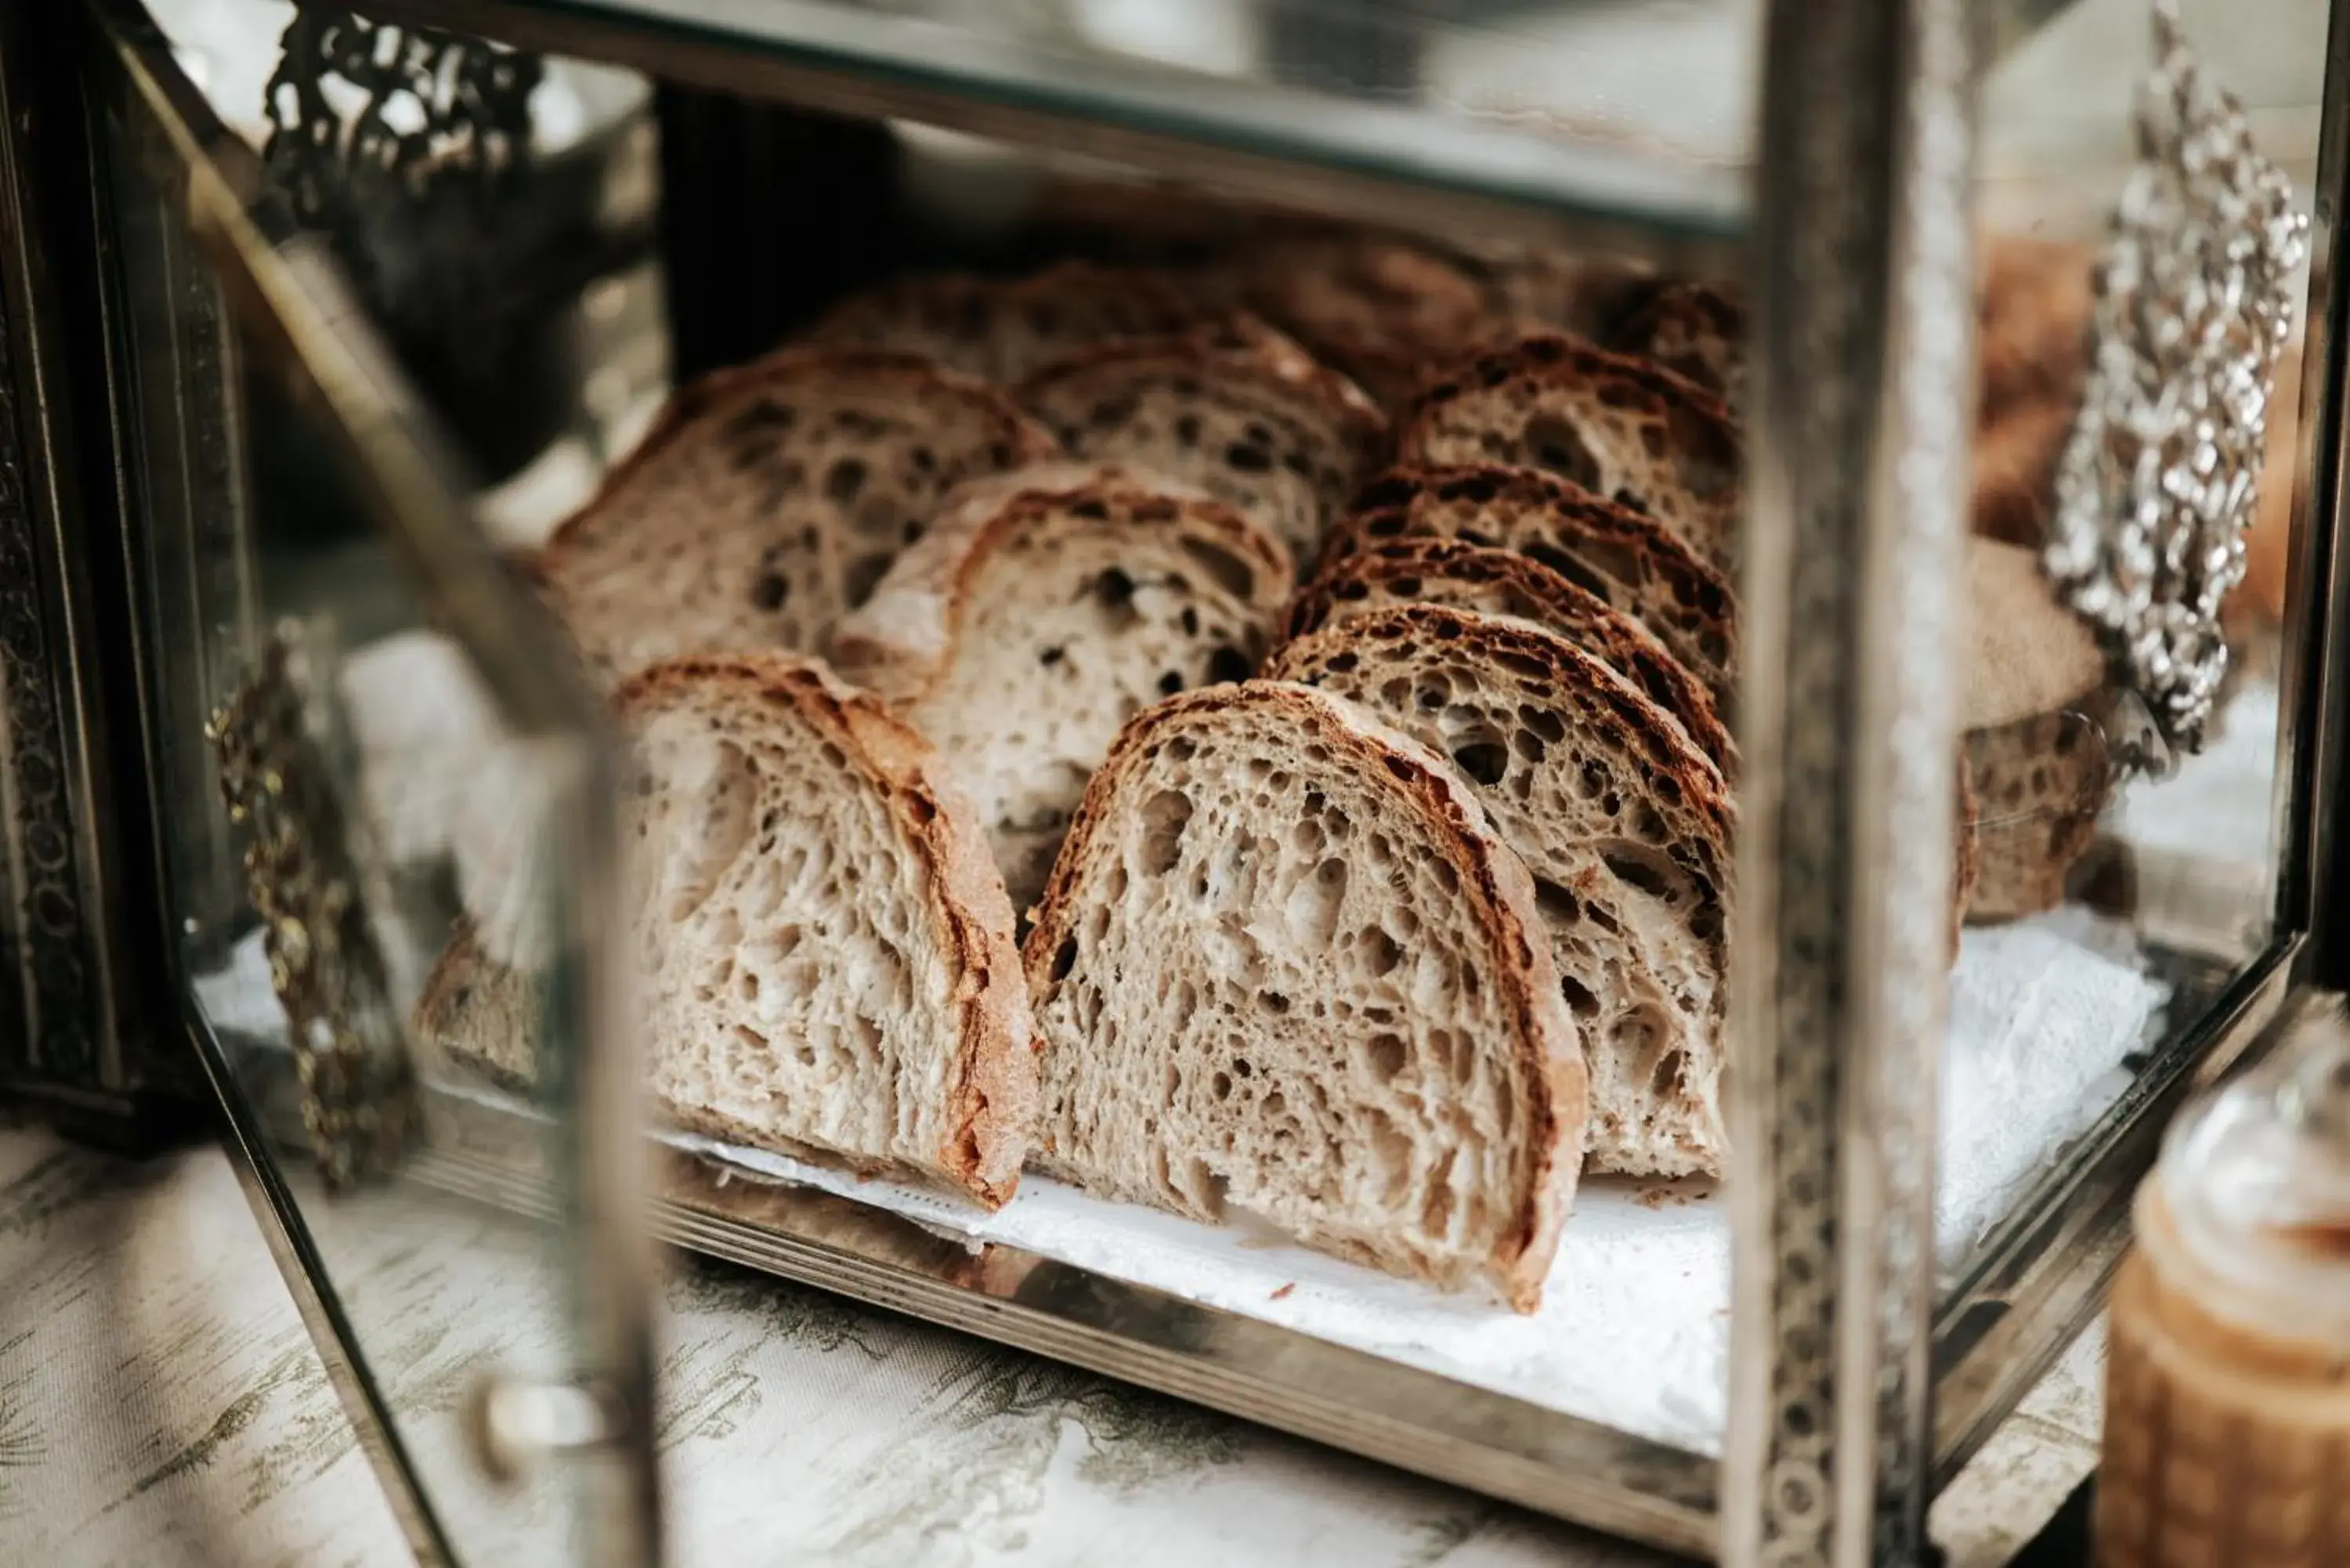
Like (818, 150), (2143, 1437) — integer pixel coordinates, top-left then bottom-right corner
(0, 1118), (2099, 1567)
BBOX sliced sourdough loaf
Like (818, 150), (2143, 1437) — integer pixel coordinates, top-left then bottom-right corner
(1961, 537), (2113, 922)
(832, 463), (1292, 912)
(1395, 331), (1744, 568)
(1025, 681), (1584, 1310)
(1280, 537), (1735, 776)
(622, 652), (1036, 1206)
(535, 349), (1058, 684)
(1264, 605), (1734, 1178)
(1014, 316), (1387, 562)
(1605, 281), (1744, 404)
(1322, 464), (1741, 709)
(802, 262), (1202, 385)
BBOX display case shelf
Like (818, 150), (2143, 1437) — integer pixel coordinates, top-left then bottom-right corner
(20, 2), (2350, 1566)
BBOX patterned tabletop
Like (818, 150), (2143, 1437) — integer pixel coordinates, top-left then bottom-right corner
(0, 1114), (2102, 1568)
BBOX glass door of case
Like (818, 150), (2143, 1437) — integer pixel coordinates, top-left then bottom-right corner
(71, 2), (657, 1563)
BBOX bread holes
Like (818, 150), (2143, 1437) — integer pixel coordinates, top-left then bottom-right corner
(1601, 843), (1681, 904)
(1365, 1106), (1414, 1197)
(1139, 788), (1195, 874)
(1206, 645), (1253, 685)
(1523, 413), (1604, 490)
(1450, 739), (1509, 787)
(1365, 1030), (1408, 1083)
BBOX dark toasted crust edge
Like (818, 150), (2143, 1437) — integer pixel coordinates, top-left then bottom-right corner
(1261, 605), (1737, 948)
(1603, 281), (1746, 396)
(412, 916), (539, 1095)
(1398, 328), (1741, 459)
(1281, 537), (1737, 778)
(548, 347), (1060, 555)
(1012, 313), (1390, 463)
(615, 651), (1036, 1209)
(832, 472), (1296, 708)
(1021, 679), (1582, 1312)
(803, 263), (1205, 371)
(1321, 464), (1743, 702)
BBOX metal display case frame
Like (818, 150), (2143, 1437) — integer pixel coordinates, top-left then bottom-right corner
(5, 2), (2348, 1566)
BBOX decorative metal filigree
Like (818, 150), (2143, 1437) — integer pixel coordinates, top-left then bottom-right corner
(2046, 0), (2308, 759)
(262, 11), (541, 334)
(210, 623), (417, 1188)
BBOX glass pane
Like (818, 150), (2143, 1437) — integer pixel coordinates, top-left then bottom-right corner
(128, 0), (2329, 1555)
(1946, 0), (2325, 1292)
(94, 16), (621, 1566)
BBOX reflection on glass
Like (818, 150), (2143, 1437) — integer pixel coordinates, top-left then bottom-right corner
(110, 0), (2330, 1529)
(98, 51), (602, 1565)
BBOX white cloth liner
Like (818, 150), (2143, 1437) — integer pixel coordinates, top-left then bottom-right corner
(193, 879), (2171, 1458)
(195, 669), (2291, 1455)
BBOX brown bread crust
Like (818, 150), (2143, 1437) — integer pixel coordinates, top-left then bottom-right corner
(1605, 280), (1745, 403)
(832, 463), (1292, 708)
(616, 652), (1036, 1207)
(1023, 680), (1583, 1311)
(1396, 330), (1744, 568)
(1322, 463), (1741, 707)
(1280, 537), (1735, 777)
(802, 262), (1205, 384)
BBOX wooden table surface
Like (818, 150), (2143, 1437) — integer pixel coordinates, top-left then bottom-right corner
(0, 1112), (2104, 1568)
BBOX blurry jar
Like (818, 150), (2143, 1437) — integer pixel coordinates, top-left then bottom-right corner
(2096, 1011), (2350, 1567)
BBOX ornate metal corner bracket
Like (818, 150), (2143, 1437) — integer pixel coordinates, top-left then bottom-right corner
(209, 621), (418, 1188)
(261, 9), (543, 330)
(2046, 0), (2309, 765)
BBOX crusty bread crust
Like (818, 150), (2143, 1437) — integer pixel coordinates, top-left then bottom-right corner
(802, 262), (1204, 384)
(1230, 229), (1509, 410)
(1264, 605), (1735, 1177)
(570, 347), (1058, 524)
(413, 915), (540, 1093)
(1263, 607), (1737, 978)
(1279, 536), (1736, 778)
(616, 652), (1036, 1207)
(1023, 680), (1584, 1311)
(1396, 331), (1744, 568)
(537, 348), (1059, 681)
(1605, 280), (1744, 403)
(1014, 315), (1389, 557)
(1325, 464), (1741, 707)
(831, 461), (1292, 707)
(1953, 761), (1980, 959)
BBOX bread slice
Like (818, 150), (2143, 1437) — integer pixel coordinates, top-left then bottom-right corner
(1605, 281), (1744, 405)
(1025, 681), (1583, 1310)
(414, 916), (541, 1093)
(1395, 331), (1743, 569)
(1230, 230), (1506, 410)
(1321, 464), (1741, 709)
(621, 652), (1036, 1206)
(535, 349), (1058, 684)
(1280, 537), (1736, 777)
(1264, 605), (1734, 1178)
(802, 262), (1202, 385)
(1014, 316), (1387, 562)
(1960, 538), (2113, 923)
(832, 463), (1292, 912)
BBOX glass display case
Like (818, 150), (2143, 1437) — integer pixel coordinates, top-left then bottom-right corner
(3, 0), (2345, 1564)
